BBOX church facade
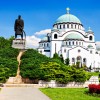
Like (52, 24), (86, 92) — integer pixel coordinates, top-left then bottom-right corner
(38, 8), (100, 69)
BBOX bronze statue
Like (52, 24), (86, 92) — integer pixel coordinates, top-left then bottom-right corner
(14, 15), (24, 39)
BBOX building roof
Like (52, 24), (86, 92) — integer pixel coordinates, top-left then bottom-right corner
(88, 45), (93, 48)
(55, 13), (81, 24)
(64, 33), (83, 40)
(41, 36), (48, 42)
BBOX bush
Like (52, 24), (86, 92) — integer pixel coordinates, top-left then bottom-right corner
(89, 84), (100, 94)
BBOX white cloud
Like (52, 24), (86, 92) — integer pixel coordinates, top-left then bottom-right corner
(26, 35), (41, 49)
(96, 41), (100, 48)
(25, 29), (51, 49)
(35, 29), (51, 36)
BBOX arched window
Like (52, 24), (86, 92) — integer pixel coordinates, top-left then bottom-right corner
(90, 50), (92, 54)
(63, 24), (65, 28)
(79, 42), (81, 45)
(78, 25), (79, 29)
(77, 56), (82, 62)
(89, 36), (93, 41)
(69, 41), (71, 45)
(60, 25), (61, 29)
(73, 41), (74, 45)
(47, 43), (49, 47)
(83, 58), (86, 65)
(54, 34), (57, 39)
(71, 24), (73, 28)
(75, 25), (76, 29)
(76, 41), (78, 45)
(67, 24), (69, 28)
(66, 42), (67, 45)
(64, 49), (66, 53)
(78, 49), (81, 53)
(72, 58), (75, 63)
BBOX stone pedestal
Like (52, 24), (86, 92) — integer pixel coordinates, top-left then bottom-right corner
(6, 75), (23, 84)
(12, 39), (26, 49)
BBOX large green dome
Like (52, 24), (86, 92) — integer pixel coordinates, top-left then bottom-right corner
(55, 14), (81, 24)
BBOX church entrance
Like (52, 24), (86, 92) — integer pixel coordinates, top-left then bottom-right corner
(76, 56), (82, 67)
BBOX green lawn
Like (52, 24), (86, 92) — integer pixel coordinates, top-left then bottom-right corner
(40, 88), (100, 100)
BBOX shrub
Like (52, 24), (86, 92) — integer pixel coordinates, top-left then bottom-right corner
(89, 84), (100, 94)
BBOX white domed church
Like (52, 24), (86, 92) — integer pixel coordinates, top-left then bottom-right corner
(38, 8), (100, 69)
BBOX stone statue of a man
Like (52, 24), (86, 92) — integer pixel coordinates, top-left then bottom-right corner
(14, 15), (24, 39)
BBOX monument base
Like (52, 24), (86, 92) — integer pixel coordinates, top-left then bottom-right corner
(12, 39), (26, 49)
(6, 75), (23, 84)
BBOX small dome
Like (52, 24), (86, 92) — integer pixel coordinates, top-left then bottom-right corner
(41, 36), (48, 42)
(88, 45), (93, 48)
(64, 33), (83, 40)
(55, 14), (81, 24)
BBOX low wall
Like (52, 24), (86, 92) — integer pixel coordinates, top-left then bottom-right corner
(38, 79), (99, 88)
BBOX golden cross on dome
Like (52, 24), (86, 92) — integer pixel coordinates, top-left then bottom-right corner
(66, 8), (70, 14)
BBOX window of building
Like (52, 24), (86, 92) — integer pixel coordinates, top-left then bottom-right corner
(54, 34), (57, 39)
(82, 42), (83, 45)
(90, 50), (92, 54)
(47, 43), (49, 47)
(79, 42), (81, 45)
(71, 24), (73, 28)
(77, 56), (82, 62)
(75, 25), (76, 29)
(73, 41), (74, 45)
(67, 24), (69, 28)
(83, 58), (86, 65)
(66, 42), (67, 45)
(76, 41), (78, 45)
(89, 36), (93, 41)
(78, 49), (81, 53)
(69, 41), (71, 45)
(72, 58), (75, 62)
(83, 58), (86, 62)
(44, 43), (45, 47)
(64, 49), (66, 53)
(78, 25), (79, 29)
(60, 25), (61, 29)
(63, 24), (65, 28)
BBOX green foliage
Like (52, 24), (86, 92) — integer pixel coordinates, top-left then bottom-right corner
(65, 58), (70, 65)
(60, 54), (64, 63)
(53, 53), (60, 60)
(76, 61), (80, 68)
(0, 37), (18, 83)
(20, 49), (53, 79)
(20, 49), (91, 83)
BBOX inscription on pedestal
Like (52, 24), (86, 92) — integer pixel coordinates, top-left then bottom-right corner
(12, 39), (26, 49)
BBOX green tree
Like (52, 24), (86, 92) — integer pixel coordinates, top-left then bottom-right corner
(65, 58), (70, 65)
(60, 54), (64, 63)
(53, 53), (60, 60)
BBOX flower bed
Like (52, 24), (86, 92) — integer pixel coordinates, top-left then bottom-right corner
(89, 84), (100, 94)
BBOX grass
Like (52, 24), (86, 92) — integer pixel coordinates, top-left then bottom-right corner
(40, 88), (100, 100)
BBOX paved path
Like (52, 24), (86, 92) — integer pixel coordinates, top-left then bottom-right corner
(0, 87), (50, 100)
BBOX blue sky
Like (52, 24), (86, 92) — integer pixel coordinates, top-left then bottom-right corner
(0, 0), (100, 41)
